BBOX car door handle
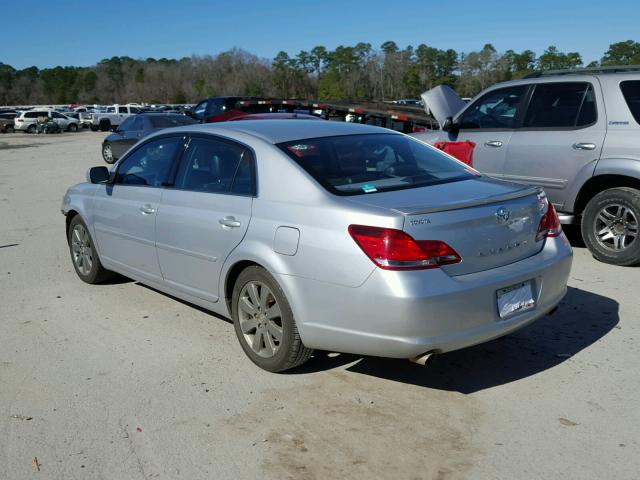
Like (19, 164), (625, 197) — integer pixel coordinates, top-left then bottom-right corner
(219, 217), (241, 228)
(139, 204), (156, 215)
(572, 142), (596, 151)
(484, 140), (503, 148)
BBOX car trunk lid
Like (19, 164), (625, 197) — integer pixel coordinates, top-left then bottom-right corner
(346, 178), (545, 276)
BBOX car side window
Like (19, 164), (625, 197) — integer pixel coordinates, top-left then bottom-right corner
(174, 137), (254, 195)
(118, 106), (129, 114)
(115, 137), (181, 187)
(131, 116), (144, 131)
(193, 101), (207, 120)
(619, 80), (640, 124)
(458, 86), (526, 130)
(523, 82), (597, 128)
(118, 117), (134, 131)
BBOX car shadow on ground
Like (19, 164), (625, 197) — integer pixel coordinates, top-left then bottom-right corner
(293, 286), (619, 394)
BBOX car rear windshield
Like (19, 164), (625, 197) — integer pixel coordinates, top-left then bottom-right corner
(277, 133), (476, 196)
(620, 80), (640, 124)
(149, 115), (197, 128)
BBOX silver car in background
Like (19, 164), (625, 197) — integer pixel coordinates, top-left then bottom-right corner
(62, 121), (572, 372)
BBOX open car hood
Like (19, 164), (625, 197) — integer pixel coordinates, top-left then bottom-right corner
(421, 85), (466, 128)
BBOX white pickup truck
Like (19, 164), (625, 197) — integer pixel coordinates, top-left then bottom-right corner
(89, 104), (142, 131)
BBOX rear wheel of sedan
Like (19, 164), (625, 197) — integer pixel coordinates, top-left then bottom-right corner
(68, 123), (78, 132)
(232, 266), (313, 372)
(582, 187), (640, 266)
(102, 143), (115, 164)
(68, 216), (112, 284)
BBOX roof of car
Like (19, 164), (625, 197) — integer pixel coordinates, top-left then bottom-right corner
(162, 120), (398, 144)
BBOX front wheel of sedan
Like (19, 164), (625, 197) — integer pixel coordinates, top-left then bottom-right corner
(582, 187), (640, 266)
(102, 143), (115, 164)
(232, 266), (313, 372)
(68, 216), (113, 284)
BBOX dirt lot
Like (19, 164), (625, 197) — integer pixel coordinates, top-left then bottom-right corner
(0, 131), (638, 479)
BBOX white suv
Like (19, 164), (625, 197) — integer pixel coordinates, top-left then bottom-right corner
(14, 110), (79, 133)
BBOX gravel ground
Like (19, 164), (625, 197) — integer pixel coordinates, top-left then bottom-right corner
(0, 130), (638, 479)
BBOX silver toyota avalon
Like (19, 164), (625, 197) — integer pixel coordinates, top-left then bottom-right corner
(62, 121), (573, 372)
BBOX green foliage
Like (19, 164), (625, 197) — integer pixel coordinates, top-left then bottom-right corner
(0, 40), (637, 105)
(601, 40), (640, 65)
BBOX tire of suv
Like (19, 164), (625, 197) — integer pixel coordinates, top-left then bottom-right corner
(581, 187), (640, 266)
(4, 125), (14, 133)
(27, 124), (37, 134)
(231, 266), (313, 372)
(67, 215), (113, 284)
(99, 119), (110, 132)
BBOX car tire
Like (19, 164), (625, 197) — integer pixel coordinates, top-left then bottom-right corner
(68, 123), (78, 132)
(27, 124), (36, 134)
(581, 187), (640, 266)
(68, 215), (113, 284)
(231, 265), (313, 372)
(4, 125), (14, 133)
(102, 143), (115, 164)
(99, 119), (110, 132)
(90, 125), (98, 132)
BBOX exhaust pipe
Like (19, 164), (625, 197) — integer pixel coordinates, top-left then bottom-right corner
(409, 351), (436, 366)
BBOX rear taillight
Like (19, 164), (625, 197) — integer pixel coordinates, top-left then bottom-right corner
(536, 201), (562, 241)
(348, 225), (461, 270)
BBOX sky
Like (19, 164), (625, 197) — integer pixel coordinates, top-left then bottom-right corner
(1, 0), (638, 70)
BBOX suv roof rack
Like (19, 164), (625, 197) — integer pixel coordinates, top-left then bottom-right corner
(524, 65), (640, 78)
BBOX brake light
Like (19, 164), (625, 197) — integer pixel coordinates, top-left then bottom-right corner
(536, 201), (562, 241)
(348, 225), (461, 270)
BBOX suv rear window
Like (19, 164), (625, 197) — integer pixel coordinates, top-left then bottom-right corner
(523, 82), (596, 128)
(620, 80), (640, 124)
(278, 134), (475, 196)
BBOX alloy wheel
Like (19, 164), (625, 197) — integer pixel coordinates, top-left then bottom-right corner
(103, 144), (113, 163)
(71, 224), (94, 276)
(594, 203), (638, 251)
(237, 281), (283, 358)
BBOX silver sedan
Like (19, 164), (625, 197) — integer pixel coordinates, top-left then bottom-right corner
(62, 121), (573, 372)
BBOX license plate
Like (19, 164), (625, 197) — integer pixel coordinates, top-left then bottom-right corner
(496, 281), (535, 319)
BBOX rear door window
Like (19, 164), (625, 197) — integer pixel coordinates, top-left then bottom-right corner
(523, 82), (597, 128)
(620, 80), (640, 124)
(458, 86), (527, 129)
(173, 137), (254, 195)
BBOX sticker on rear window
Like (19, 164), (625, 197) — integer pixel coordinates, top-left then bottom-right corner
(361, 184), (377, 193)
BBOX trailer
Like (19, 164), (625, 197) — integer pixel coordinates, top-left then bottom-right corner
(206, 98), (438, 133)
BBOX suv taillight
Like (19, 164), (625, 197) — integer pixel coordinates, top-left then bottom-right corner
(348, 225), (461, 270)
(536, 201), (562, 241)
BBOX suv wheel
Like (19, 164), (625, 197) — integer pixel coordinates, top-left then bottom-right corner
(27, 124), (37, 134)
(582, 187), (640, 266)
(99, 119), (110, 132)
(231, 266), (313, 372)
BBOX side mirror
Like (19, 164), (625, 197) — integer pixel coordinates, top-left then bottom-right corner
(441, 116), (455, 132)
(110, 126), (120, 133)
(87, 166), (110, 184)
(184, 109), (193, 118)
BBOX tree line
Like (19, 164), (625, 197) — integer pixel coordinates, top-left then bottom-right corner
(1, 40), (639, 106)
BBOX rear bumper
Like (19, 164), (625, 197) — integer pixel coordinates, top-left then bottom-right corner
(277, 235), (573, 358)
